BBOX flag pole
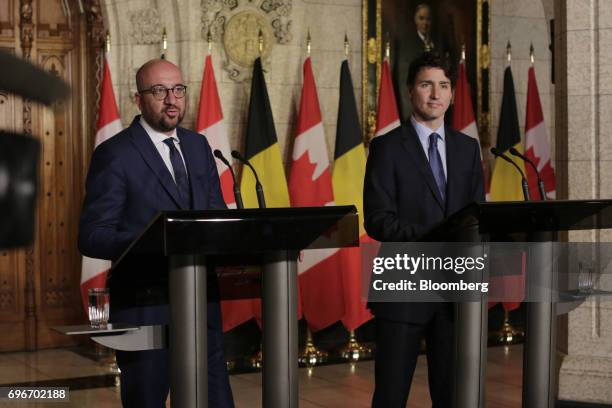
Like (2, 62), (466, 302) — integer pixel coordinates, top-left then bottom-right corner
(207, 28), (212, 54)
(530, 42), (535, 66)
(306, 28), (311, 57)
(105, 31), (110, 55)
(344, 32), (349, 57)
(461, 43), (466, 63)
(161, 27), (167, 59)
(506, 40), (512, 65)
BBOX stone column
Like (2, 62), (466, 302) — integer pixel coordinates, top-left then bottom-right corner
(556, 0), (612, 404)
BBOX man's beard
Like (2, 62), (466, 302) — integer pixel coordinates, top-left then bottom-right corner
(156, 112), (183, 132)
(143, 106), (184, 133)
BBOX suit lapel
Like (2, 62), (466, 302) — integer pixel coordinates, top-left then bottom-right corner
(401, 124), (445, 210)
(128, 117), (185, 209)
(444, 126), (458, 215)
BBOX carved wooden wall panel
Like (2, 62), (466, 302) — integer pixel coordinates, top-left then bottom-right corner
(0, 5), (28, 351)
(0, 0), (15, 38)
(34, 49), (82, 348)
(36, 0), (71, 40)
(0, 0), (97, 351)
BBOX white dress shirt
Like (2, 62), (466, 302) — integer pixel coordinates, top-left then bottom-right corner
(139, 117), (188, 182)
(410, 116), (447, 178)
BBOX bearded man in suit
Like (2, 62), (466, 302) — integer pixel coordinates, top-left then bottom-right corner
(364, 52), (484, 407)
(79, 59), (234, 408)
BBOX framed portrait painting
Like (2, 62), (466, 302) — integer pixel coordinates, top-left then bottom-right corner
(362, 0), (491, 146)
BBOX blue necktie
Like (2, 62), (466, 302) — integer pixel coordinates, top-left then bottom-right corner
(163, 138), (192, 209)
(428, 132), (446, 202)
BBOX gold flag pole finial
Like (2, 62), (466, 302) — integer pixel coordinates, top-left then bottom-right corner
(530, 42), (535, 65)
(506, 41), (512, 64)
(207, 28), (212, 54)
(105, 31), (110, 54)
(344, 33), (349, 57)
(306, 28), (311, 56)
(161, 27), (167, 59)
(258, 29), (264, 55)
(461, 43), (466, 62)
(384, 32), (390, 60)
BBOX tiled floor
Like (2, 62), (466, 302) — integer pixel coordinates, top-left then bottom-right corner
(0, 345), (522, 407)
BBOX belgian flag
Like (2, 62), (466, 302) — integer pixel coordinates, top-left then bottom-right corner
(332, 59), (372, 330)
(489, 65), (526, 201)
(240, 58), (290, 208)
(489, 64), (527, 312)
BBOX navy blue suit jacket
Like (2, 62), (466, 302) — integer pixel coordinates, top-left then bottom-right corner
(364, 122), (485, 323)
(78, 116), (226, 316)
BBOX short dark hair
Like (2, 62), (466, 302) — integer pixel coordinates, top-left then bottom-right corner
(406, 52), (455, 88)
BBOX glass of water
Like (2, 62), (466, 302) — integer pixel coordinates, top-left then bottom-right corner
(88, 288), (109, 329)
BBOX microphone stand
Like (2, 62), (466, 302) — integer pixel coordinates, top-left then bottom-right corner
(231, 150), (266, 209)
(213, 149), (244, 209)
(508, 147), (547, 200)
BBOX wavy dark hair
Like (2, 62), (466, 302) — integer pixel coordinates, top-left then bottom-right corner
(406, 52), (456, 88)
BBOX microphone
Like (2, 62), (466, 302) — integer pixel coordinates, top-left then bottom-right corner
(213, 149), (244, 209)
(490, 147), (530, 201)
(508, 147), (547, 201)
(231, 150), (266, 209)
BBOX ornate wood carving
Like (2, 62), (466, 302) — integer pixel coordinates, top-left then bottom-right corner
(85, 0), (105, 49)
(19, 0), (37, 351)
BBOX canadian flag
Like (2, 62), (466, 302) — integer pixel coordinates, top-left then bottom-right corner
(195, 54), (255, 332)
(524, 65), (556, 200)
(289, 56), (344, 331)
(451, 59), (487, 193)
(451, 60), (480, 145)
(196, 54), (235, 207)
(374, 58), (400, 137)
(80, 55), (122, 312)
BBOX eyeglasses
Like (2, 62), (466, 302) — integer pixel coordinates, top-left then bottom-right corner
(138, 84), (187, 100)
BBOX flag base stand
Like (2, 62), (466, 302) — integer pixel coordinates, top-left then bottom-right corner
(249, 344), (263, 369)
(491, 310), (524, 345)
(298, 328), (327, 368)
(340, 330), (371, 362)
(92, 342), (120, 386)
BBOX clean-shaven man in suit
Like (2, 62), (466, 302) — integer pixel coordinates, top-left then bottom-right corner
(364, 52), (484, 407)
(79, 59), (234, 407)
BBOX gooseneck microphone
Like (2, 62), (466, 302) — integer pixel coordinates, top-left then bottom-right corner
(490, 147), (530, 201)
(231, 150), (266, 209)
(213, 149), (244, 209)
(508, 147), (547, 201)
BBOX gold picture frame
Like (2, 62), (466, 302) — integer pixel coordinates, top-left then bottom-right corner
(362, 0), (491, 148)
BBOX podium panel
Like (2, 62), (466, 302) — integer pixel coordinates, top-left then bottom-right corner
(109, 206), (359, 408)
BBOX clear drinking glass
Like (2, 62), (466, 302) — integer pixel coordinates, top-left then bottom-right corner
(88, 288), (109, 329)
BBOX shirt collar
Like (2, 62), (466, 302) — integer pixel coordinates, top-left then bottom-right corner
(410, 116), (445, 143)
(139, 116), (179, 144)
